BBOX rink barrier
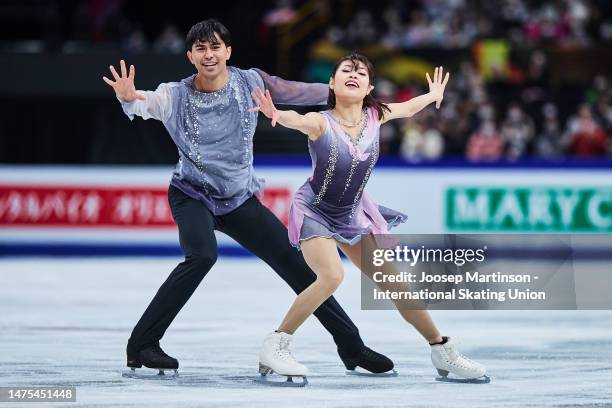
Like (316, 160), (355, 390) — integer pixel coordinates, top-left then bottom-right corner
(1, 242), (611, 259)
(0, 243), (251, 257)
(1, 164), (609, 255)
(253, 155), (612, 169)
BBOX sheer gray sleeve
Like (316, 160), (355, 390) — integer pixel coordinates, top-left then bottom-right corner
(119, 83), (173, 122)
(252, 68), (328, 106)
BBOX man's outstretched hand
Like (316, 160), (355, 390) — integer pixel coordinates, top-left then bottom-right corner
(102, 60), (145, 102)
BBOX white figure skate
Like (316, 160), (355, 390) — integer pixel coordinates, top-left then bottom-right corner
(255, 331), (308, 387)
(431, 337), (490, 384)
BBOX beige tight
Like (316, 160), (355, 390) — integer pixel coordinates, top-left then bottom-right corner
(278, 237), (344, 333)
(277, 235), (442, 344)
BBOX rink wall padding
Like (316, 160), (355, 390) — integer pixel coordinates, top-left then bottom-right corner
(0, 164), (610, 257)
(0, 243), (251, 258)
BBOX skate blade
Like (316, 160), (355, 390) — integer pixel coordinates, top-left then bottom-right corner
(254, 374), (308, 387)
(122, 367), (179, 380)
(346, 368), (398, 377)
(255, 364), (307, 387)
(435, 374), (491, 384)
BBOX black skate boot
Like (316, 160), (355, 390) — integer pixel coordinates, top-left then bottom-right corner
(340, 345), (397, 377)
(124, 344), (179, 379)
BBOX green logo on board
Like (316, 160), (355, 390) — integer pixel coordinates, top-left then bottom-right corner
(446, 187), (611, 232)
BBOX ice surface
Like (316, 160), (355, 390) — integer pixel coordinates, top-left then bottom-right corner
(1, 257), (611, 407)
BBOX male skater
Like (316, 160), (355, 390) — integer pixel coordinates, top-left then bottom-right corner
(102, 19), (393, 375)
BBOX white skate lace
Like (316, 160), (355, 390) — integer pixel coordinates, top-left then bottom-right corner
(445, 342), (479, 369)
(276, 336), (297, 363)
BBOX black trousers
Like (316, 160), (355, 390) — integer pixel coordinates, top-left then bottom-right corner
(127, 185), (364, 357)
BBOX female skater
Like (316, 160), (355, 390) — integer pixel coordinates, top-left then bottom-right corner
(250, 53), (487, 382)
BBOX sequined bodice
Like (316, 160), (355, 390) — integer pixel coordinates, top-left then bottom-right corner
(307, 108), (380, 214)
(166, 67), (263, 215)
(179, 70), (256, 180)
(120, 66), (329, 216)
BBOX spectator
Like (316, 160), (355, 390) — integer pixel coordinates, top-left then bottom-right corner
(466, 104), (505, 161)
(466, 121), (505, 162)
(381, 6), (406, 48)
(564, 104), (609, 157)
(262, 0), (297, 27)
(153, 24), (184, 54)
(399, 118), (444, 162)
(535, 103), (564, 158)
(501, 102), (535, 159)
(594, 96), (612, 135)
(399, 114), (444, 162)
(586, 75), (609, 105)
(345, 10), (377, 46)
(121, 25), (148, 52)
(404, 10), (431, 47)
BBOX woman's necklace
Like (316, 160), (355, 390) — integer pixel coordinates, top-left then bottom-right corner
(350, 113), (368, 146)
(330, 110), (369, 148)
(331, 110), (365, 128)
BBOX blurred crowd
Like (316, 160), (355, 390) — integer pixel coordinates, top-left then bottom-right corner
(6, 0), (612, 52)
(1, 0), (187, 53)
(336, 0), (612, 49)
(376, 64), (611, 162)
(3, 0), (611, 162)
(293, 0), (612, 161)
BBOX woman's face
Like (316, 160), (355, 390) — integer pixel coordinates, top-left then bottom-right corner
(330, 60), (373, 103)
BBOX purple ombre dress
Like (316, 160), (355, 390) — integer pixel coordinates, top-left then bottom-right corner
(288, 107), (407, 249)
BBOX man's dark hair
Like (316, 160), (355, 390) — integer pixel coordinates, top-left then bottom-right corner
(186, 19), (231, 50)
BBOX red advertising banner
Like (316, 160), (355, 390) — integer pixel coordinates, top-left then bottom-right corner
(0, 185), (292, 227)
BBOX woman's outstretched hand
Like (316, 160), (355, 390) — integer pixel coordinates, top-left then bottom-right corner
(426, 66), (450, 109)
(249, 87), (280, 127)
(102, 60), (145, 102)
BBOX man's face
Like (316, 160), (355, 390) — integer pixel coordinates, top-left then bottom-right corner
(187, 33), (231, 79)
